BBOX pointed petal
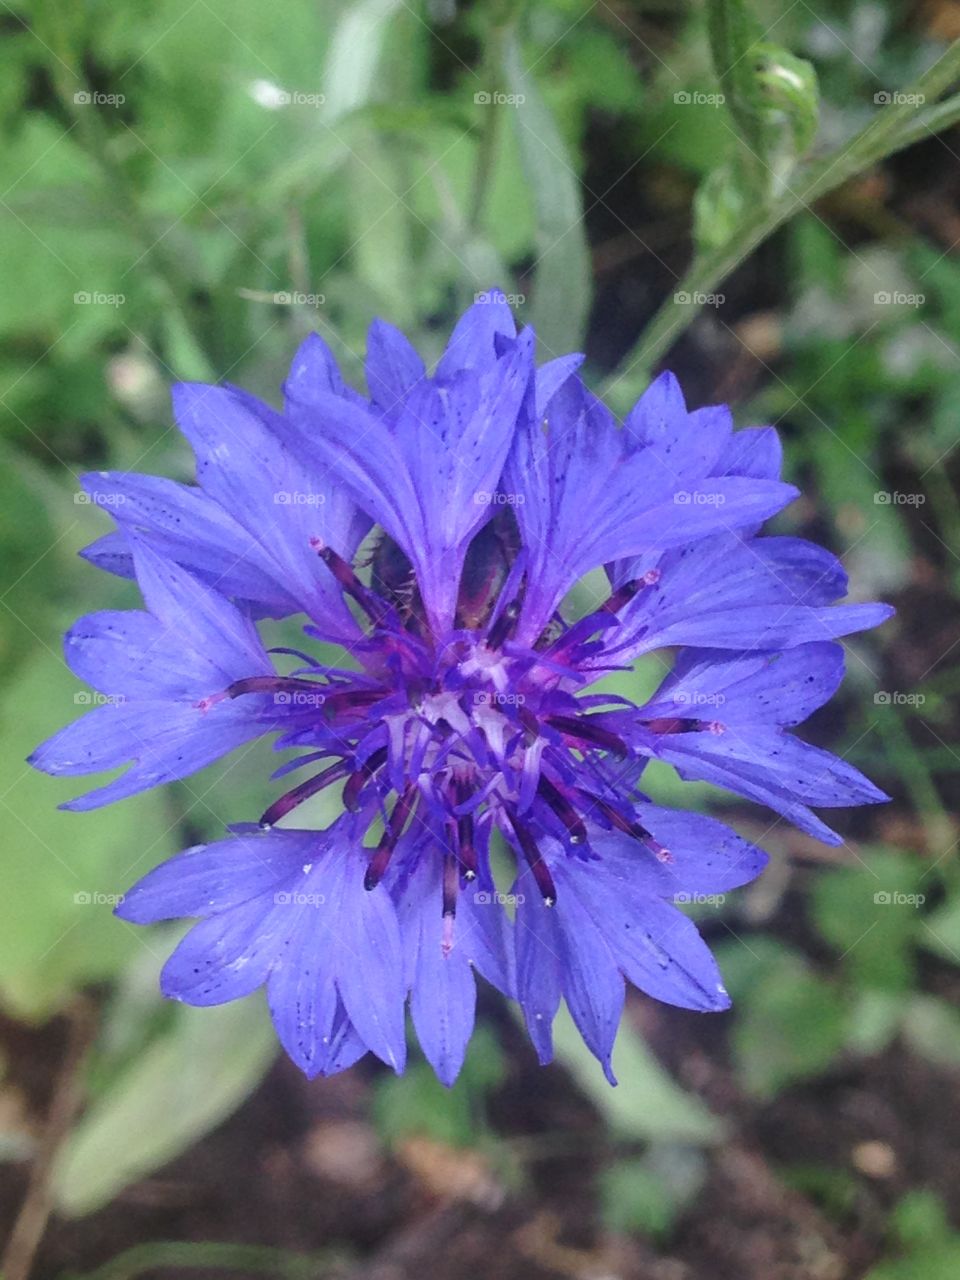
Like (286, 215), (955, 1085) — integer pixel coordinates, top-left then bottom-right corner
(588, 808), (769, 896)
(435, 288), (517, 379)
(160, 896), (287, 1006)
(335, 873), (407, 1072)
(551, 865), (624, 1082)
(411, 909), (477, 1087)
(171, 383), (364, 640)
(366, 318), (426, 412)
(116, 830), (312, 923)
(565, 862), (731, 1012)
(514, 880), (563, 1065)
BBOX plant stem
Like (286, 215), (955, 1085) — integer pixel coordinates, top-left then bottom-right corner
(467, 4), (520, 232)
(59, 1241), (339, 1280)
(602, 40), (960, 389)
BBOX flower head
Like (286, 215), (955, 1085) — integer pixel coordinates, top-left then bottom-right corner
(32, 292), (892, 1085)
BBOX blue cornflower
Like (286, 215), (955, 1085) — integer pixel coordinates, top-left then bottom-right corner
(31, 293), (892, 1085)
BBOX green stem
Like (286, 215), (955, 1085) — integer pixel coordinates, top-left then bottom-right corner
(59, 1241), (340, 1280)
(467, 2), (521, 232)
(602, 41), (960, 388)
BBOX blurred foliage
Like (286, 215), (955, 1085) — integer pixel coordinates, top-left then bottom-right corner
(1, 0), (960, 1275)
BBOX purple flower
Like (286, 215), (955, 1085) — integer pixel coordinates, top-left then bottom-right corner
(31, 293), (892, 1085)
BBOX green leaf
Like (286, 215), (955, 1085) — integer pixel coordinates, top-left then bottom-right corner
(810, 848), (926, 992)
(501, 34), (591, 354)
(600, 1146), (707, 1238)
(0, 646), (177, 1020)
(54, 999), (277, 1216)
(372, 1026), (504, 1147)
(865, 1244), (960, 1280)
(321, 0), (407, 125)
(846, 990), (907, 1056)
(729, 947), (846, 1098)
(901, 996), (960, 1070)
(693, 164), (749, 253)
(918, 894), (960, 967)
(551, 1006), (726, 1144)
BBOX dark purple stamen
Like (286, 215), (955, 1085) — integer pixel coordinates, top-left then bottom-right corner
(313, 540), (390, 625)
(343, 746), (388, 811)
(227, 675), (327, 699)
(576, 790), (673, 862)
(487, 597), (520, 649)
(506, 808), (557, 906)
(364, 784), (418, 890)
(259, 761), (349, 827)
(537, 775), (587, 845)
(641, 717), (717, 735)
(547, 714), (629, 758)
(456, 810), (478, 879)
